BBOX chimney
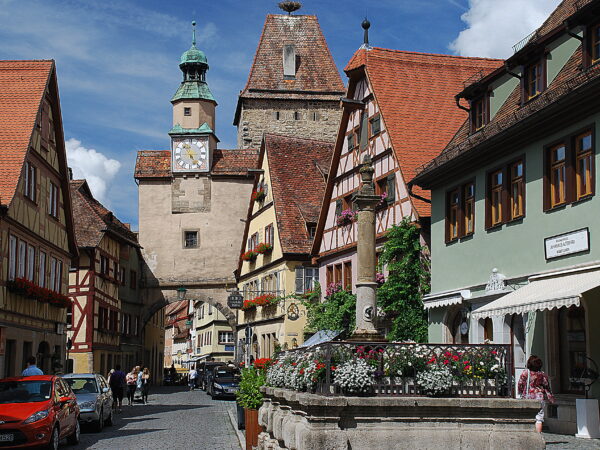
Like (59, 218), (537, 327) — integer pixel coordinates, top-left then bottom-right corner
(283, 44), (296, 79)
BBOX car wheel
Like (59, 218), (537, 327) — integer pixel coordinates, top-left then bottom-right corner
(46, 426), (59, 450)
(67, 419), (80, 445)
(105, 408), (113, 426)
(93, 408), (104, 432)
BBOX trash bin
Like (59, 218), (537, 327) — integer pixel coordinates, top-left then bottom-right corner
(236, 401), (245, 430)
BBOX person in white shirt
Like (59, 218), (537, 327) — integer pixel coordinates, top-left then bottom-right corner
(188, 367), (198, 391)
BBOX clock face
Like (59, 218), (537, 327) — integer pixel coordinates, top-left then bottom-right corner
(173, 138), (208, 171)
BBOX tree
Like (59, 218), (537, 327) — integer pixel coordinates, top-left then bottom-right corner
(377, 218), (430, 342)
(301, 285), (356, 336)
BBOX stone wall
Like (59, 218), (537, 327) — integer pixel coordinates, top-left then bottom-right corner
(258, 387), (545, 450)
(237, 99), (341, 149)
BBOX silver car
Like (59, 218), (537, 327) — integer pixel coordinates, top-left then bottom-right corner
(62, 373), (113, 432)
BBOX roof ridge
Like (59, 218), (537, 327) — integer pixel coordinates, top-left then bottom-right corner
(368, 47), (503, 62)
(264, 132), (335, 145)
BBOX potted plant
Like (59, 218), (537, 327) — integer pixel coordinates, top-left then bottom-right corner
(241, 250), (257, 262)
(251, 188), (266, 203)
(336, 209), (356, 226)
(236, 367), (266, 450)
(254, 242), (273, 254)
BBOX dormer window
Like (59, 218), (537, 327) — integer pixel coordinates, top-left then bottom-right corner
(591, 23), (600, 65)
(523, 58), (546, 101)
(470, 94), (489, 132)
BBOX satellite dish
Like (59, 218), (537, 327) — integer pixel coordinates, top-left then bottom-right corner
(569, 356), (599, 399)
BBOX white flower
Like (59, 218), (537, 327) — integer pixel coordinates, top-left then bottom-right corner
(480, 362), (484, 366)
(416, 366), (453, 395)
(334, 359), (374, 394)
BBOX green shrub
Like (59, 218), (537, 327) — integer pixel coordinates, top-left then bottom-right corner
(236, 367), (266, 410)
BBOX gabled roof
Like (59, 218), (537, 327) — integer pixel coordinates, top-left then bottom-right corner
(134, 149), (259, 179)
(347, 48), (501, 215)
(412, 0), (600, 186)
(238, 134), (333, 272)
(234, 14), (345, 124)
(70, 179), (139, 249)
(0, 60), (53, 205)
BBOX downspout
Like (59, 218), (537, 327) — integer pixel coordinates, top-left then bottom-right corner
(407, 182), (431, 205)
(455, 96), (470, 113)
(563, 21), (584, 42)
(504, 62), (522, 80)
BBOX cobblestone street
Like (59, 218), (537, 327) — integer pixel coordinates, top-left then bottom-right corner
(69, 386), (241, 450)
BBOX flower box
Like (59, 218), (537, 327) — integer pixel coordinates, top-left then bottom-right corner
(241, 250), (257, 262)
(242, 294), (277, 310)
(251, 189), (266, 202)
(6, 277), (71, 308)
(254, 242), (273, 254)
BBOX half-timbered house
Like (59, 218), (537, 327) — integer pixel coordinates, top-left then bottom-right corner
(68, 179), (140, 375)
(0, 60), (78, 377)
(311, 44), (502, 310)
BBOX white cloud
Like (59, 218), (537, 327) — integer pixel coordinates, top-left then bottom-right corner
(66, 138), (121, 205)
(449, 0), (561, 58)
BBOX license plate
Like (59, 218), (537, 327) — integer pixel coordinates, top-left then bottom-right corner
(0, 434), (14, 442)
(227, 388), (238, 393)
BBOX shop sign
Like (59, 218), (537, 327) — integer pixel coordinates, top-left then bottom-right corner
(545, 228), (589, 260)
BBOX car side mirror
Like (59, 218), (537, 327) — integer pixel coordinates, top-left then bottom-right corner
(59, 396), (70, 404)
(102, 387), (109, 393)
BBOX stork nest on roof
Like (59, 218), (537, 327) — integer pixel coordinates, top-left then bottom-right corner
(278, 1), (302, 14)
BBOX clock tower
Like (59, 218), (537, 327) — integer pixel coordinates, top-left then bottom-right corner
(170, 21), (218, 173)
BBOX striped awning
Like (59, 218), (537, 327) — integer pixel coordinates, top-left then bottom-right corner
(472, 268), (600, 319)
(422, 291), (466, 310)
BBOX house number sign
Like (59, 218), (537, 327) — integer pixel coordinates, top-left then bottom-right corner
(544, 228), (589, 260)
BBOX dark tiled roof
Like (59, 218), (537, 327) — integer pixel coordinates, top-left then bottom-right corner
(134, 149), (259, 178)
(345, 48), (502, 216)
(265, 134), (333, 254)
(70, 179), (139, 248)
(239, 14), (345, 100)
(0, 60), (53, 205)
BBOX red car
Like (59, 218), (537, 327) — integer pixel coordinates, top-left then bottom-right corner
(0, 375), (80, 449)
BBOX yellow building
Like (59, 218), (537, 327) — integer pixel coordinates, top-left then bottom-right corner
(193, 301), (234, 363)
(0, 60), (78, 377)
(236, 134), (333, 359)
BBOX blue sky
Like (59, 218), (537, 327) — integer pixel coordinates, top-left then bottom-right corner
(0, 0), (560, 228)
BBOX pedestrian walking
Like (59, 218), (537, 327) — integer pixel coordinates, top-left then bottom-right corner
(518, 355), (555, 433)
(126, 367), (138, 406)
(109, 364), (127, 413)
(141, 367), (151, 404)
(188, 366), (197, 391)
(21, 356), (43, 376)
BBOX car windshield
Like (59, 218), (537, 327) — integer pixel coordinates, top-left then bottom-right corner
(215, 370), (240, 382)
(64, 378), (98, 394)
(0, 380), (52, 404)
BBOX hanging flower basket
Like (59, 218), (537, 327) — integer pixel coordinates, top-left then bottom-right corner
(254, 242), (273, 254)
(6, 277), (71, 308)
(336, 209), (357, 226)
(376, 192), (388, 210)
(241, 250), (258, 262)
(251, 189), (266, 202)
(242, 300), (257, 311)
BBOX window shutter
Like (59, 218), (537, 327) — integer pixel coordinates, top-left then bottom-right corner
(360, 112), (368, 150)
(335, 199), (342, 216)
(386, 173), (395, 204)
(295, 267), (304, 294)
(502, 167), (509, 225)
(566, 141), (576, 204)
(485, 173), (492, 229)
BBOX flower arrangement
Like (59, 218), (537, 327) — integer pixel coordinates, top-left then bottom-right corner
(251, 188), (266, 202)
(325, 282), (343, 297)
(241, 250), (257, 261)
(376, 192), (388, 209)
(242, 300), (257, 311)
(254, 242), (273, 254)
(336, 209), (356, 226)
(253, 358), (273, 371)
(416, 365), (453, 395)
(334, 359), (374, 394)
(242, 294), (277, 310)
(375, 272), (385, 285)
(7, 277), (71, 308)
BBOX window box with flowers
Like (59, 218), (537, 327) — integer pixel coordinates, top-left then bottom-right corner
(242, 294), (277, 310)
(251, 188), (266, 203)
(6, 277), (71, 308)
(336, 209), (357, 226)
(241, 250), (258, 262)
(254, 242), (273, 254)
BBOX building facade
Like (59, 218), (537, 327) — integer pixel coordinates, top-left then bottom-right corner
(412, 0), (600, 434)
(0, 60), (78, 377)
(237, 134), (332, 358)
(312, 45), (501, 316)
(163, 300), (191, 369)
(233, 11), (345, 149)
(193, 301), (234, 363)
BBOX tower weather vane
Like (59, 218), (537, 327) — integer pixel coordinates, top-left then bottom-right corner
(278, 1), (302, 14)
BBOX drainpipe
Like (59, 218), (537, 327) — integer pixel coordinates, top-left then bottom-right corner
(455, 96), (470, 113)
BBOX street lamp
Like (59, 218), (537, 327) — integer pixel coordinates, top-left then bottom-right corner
(177, 286), (187, 301)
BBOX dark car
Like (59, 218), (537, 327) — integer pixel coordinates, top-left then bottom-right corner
(198, 362), (225, 391)
(62, 373), (113, 432)
(0, 375), (80, 450)
(207, 366), (240, 399)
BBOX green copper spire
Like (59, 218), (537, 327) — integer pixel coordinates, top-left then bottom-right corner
(173, 20), (215, 103)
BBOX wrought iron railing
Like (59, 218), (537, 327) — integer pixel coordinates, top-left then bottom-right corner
(270, 341), (514, 398)
(512, 30), (539, 54)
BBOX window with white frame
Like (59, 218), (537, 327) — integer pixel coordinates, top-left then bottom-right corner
(295, 266), (319, 294)
(49, 257), (57, 292)
(219, 331), (234, 344)
(18, 241), (27, 278)
(27, 245), (35, 281)
(39, 251), (46, 288)
(48, 182), (59, 218)
(8, 235), (17, 281)
(55, 260), (62, 292)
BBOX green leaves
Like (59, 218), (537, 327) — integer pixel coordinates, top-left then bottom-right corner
(236, 368), (266, 410)
(302, 285), (356, 335)
(377, 218), (430, 342)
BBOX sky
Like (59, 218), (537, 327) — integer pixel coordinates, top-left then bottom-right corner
(0, 0), (561, 229)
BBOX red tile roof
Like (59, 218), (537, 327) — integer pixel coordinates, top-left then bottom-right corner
(134, 149), (259, 178)
(536, 0), (590, 37)
(0, 60), (53, 205)
(263, 134), (333, 254)
(347, 48), (502, 216)
(238, 14), (345, 102)
(70, 179), (139, 248)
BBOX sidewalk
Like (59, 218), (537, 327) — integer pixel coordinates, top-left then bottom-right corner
(544, 433), (600, 449)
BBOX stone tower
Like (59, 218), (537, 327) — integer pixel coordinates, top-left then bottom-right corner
(233, 7), (345, 148)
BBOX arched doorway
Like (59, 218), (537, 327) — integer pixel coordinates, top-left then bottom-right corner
(446, 306), (469, 344)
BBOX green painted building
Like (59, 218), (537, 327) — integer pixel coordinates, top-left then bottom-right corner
(411, 0), (600, 435)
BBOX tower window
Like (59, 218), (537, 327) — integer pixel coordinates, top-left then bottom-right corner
(294, 111), (301, 121)
(273, 111), (280, 120)
(184, 230), (199, 248)
(184, 107), (191, 116)
(311, 112), (319, 121)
